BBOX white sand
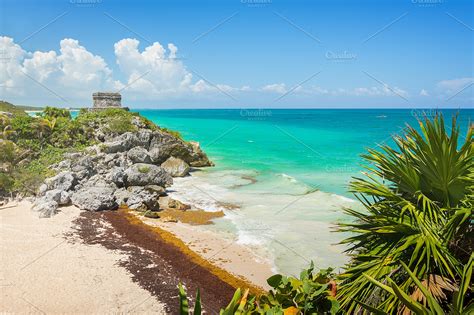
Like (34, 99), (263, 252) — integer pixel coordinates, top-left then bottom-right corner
(0, 201), (165, 314)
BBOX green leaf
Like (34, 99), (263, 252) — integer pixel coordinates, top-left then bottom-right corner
(267, 274), (283, 288)
(193, 288), (201, 315)
(178, 283), (189, 315)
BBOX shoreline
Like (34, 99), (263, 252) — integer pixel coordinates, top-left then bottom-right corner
(1, 201), (272, 313)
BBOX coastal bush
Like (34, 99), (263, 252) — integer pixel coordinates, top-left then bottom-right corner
(337, 115), (473, 313)
(178, 263), (339, 314)
(12, 146), (66, 194)
(40, 106), (71, 119)
(161, 127), (182, 140)
(76, 108), (138, 134)
(360, 255), (473, 314)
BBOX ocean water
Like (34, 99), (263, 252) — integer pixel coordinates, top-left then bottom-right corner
(133, 108), (472, 276)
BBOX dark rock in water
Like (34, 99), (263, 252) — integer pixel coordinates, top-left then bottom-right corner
(45, 171), (77, 192)
(127, 146), (152, 164)
(160, 156), (190, 177)
(71, 186), (117, 211)
(125, 163), (173, 187)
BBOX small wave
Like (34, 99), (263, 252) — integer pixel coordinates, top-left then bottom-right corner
(332, 194), (355, 203)
(278, 173), (298, 183)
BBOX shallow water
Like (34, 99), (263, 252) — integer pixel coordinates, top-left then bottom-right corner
(135, 108), (472, 275)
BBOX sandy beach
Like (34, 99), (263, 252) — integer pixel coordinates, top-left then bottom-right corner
(0, 201), (273, 313)
(0, 201), (166, 314)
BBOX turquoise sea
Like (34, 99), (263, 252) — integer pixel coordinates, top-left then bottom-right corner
(134, 109), (472, 275)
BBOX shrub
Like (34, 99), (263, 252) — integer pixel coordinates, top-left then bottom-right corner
(40, 106), (71, 119)
(337, 115), (473, 313)
(178, 263), (339, 314)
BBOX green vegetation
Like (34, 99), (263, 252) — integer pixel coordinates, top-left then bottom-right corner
(0, 101), (28, 116)
(178, 115), (473, 314)
(138, 165), (151, 173)
(179, 263), (338, 314)
(0, 104), (159, 196)
(337, 115), (473, 313)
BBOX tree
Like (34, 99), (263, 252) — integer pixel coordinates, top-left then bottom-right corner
(337, 115), (473, 313)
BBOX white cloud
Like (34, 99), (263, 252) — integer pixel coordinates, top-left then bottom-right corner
(419, 89), (429, 96)
(350, 85), (408, 98)
(261, 83), (287, 94)
(437, 77), (473, 93)
(0, 36), (117, 103)
(0, 36), (420, 106)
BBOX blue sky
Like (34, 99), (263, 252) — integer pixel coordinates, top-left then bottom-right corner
(0, 0), (473, 108)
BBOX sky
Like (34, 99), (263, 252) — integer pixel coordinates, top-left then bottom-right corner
(0, 0), (473, 108)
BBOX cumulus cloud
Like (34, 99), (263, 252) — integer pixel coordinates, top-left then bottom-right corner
(0, 35), (416, 106)
(351, 85), (408, 98)
(261, 83), (287, 94)
(0, 36), (116, 104)
(419, 89), (429, 96)
(437, 77), (473, 93)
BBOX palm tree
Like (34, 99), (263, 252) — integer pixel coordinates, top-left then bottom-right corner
(337, 115), (473, 313)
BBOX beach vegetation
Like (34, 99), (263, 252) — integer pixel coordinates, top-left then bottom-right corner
(337, 115), (473, 313)
(178, 263), (338, 314)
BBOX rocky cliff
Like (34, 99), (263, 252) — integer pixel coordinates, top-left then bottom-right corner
(28, 110), (213, 217)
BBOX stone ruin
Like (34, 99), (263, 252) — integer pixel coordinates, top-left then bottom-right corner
(92, 92), (123, 109)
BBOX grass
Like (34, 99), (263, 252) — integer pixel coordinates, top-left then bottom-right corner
(0, 101), (28, 116)
(138, 165), (151, 173)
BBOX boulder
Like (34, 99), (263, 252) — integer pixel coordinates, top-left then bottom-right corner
(114, 188), (130, 206)
(127, 146), (152, 164)
(71, 156), (96, 180)
(44, 171), (77, 192)
(125, 163), (173, 187)
(125, 186), (160, 211)
(105, 167), (127, 187)
(101, 132), (150, 153)
(71, 186), (117, 211)
(168, 198), (191, 210)
(135, 129), (153, 148)
(160, 156), (190, 177)
(32, 197), (59, 218)
(45, 189), (70, 205)
(145, 184), (166, 196)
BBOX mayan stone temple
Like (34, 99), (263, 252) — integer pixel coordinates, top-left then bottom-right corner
(92, 92), (128, 110)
